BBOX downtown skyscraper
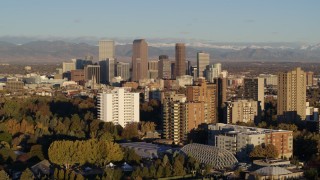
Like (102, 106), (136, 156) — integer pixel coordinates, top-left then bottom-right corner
(197, 52), (210, 78)
(99, 40), (116, 84)
(99, 40), (115, 60)
(174, 43), (186, 79)
(132, 39), (148, 81)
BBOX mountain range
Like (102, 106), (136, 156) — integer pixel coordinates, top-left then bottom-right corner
(0, 38), (320, 63)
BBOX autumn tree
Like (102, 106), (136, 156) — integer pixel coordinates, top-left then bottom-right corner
(250, 144), (279, 159)
(0, 170), (10, 180)
(121, 122), (139, 140)
(20, 168), (35, 180)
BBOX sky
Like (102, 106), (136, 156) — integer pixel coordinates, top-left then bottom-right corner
(1, 0), (320, 43)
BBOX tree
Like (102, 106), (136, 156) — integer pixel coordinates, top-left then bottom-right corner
(29, 144), (44, 160)
(173, 160), (185, 176)
(163, 164), (172, 177)
(121, 123), (139, 140)
(124, 148), (141, 164)
(20, 168), (35, 180)
(149, 164), (157, 178)
(156, 166), (164, 178)
(162, 154), (169, 166)
(103, 168), (123, 180)
(0, 132), (12, 143)
(304, 168), (318, 180)
(0, 170), (10, 180)
(250, 144), (279, 159)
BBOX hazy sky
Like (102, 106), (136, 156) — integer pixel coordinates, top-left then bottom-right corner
(1, 0), (320, 43)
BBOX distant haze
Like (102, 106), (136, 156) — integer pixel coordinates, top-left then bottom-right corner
(0, 37), (320, 64)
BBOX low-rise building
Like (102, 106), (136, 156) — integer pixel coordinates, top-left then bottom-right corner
(208, 123), (293, 160)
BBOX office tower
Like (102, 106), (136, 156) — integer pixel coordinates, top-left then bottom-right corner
(224, 100), (261, 124)
(132, 39), (148, 81)
(98, 88), (139, 127)
(278, 67), (306, 121)
(162, 92), (187, 144)
(197, 52), (210, 78)
(148, 60), (159, 79)
(71, 70), (85, 83)
(185, 60), (191, 75)
(158, 55), (172, 79)
(214, 77), (227, 121)
(116, 62), (130, 81)
(99, 40), (115, 60)
(171, 62), (175, 79)
(214, 63), (222, 75)
(84, 65), (100, 84)
(99, 58), (115, 84)
(190, 66), (198, 80)
(306, 71), (314, 86)
(62, 62), (76, 73)
(75, 59), (92, 69)
(186, 78), (217, 123)
(208, 123), (293, 159)
(243, 77), (265, 110)
(205, 63), (222, 83)
(174, 43), (186, 78)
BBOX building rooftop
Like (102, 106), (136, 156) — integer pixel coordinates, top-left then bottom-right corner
(180, 143), (238, 169)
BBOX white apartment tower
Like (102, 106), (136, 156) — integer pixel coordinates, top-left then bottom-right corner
(98, 88), (140, 127)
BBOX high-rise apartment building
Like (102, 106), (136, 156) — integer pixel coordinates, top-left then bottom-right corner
(224, 99), (261, 124)
(174, 43), (186, 78)
(84, 65), (100, 84)
(132, 39), (148, 81)
(162, 92), (187, 144)
(158, 55), (172, 79)
(99, 58), (115, 84)
(99, 40), (115, 60)
(98, 88), (139, 127)
(62, 62), (76, 73)
(243, 77), (265, 110)
(197, 52), (210, 78)
(277, 67), (306, 121)
(116, 62), (130, 81)
(186, 78), (217, 123)
(306, 71), (314, 86)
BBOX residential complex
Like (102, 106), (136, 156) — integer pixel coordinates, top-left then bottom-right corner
(208, 123), (293, 159)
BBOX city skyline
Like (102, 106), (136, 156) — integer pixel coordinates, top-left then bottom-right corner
(1, 0), (320, 43)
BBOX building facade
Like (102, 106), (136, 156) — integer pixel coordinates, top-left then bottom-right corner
(99, 58), (115, 84)
(132, 39), (148, 81)
(99, 40), (115, 60)
(277, 67), (306, 121)
(186, 78), (217, 124)
(208, 123), (293, 159)
(116, 62), (130, 81)
(174, 43), (186, 79)
(84, 65), (100, 84)
(98, 88), (139, 127)
(158, 55), (172, 79)
(243, 77), (265, 110)
(224, 99), (261, 124)
(197, 52), (210, 78)
(62, 62), (76, 73)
